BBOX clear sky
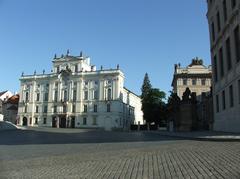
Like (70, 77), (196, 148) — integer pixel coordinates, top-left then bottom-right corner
(0, 0), (210, 96)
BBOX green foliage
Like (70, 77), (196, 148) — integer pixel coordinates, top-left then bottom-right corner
(141, 73), (152, 100)
(141, 73), (167, 125)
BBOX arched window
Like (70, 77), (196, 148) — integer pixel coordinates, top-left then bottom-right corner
(107, 88), (111, 100)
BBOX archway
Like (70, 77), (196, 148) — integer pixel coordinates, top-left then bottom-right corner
(22, 117), (28, 126)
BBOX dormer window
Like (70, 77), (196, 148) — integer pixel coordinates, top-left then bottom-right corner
(56, 66), (60, 73)
(75, 64), (78, 72)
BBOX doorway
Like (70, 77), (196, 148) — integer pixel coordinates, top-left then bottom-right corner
(71, 117), (75, 128)
(59, 116), (66, 128)
(52, 116), (57, 128)
(22, 117), (28, 126)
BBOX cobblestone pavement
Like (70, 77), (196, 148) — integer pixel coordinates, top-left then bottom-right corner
(0, 128), (240, 179)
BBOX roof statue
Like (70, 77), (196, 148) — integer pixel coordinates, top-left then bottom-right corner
(80, 51), (83, 57)
(66, 49), (70, 56)
(189, 57), (203, 66)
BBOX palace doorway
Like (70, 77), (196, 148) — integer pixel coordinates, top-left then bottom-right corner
(22, 117), (28, 126)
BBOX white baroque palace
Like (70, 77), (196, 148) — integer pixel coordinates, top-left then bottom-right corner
(17, 51), (143, 130)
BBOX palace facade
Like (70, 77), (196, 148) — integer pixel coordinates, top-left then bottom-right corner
(172, 58), (212, 101)
(17, 51), (143, 130)
(206, 0), (240, 132)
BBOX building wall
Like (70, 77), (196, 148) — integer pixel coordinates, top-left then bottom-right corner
(207, 0), (240, 132)
(17, 54), (143, 130)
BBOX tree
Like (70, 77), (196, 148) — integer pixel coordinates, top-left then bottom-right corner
(141, 73), (152, 100)
(146, 88), (166, 125)
(141, 73), (166, 124)
(141, 73), (152, 123)
(167, 91), (181, 128)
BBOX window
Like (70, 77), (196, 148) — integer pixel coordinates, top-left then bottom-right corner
(229, 85), (234, 107)
(94, 81), (98, 85)
(53, 106), (57, 113)
(63, 90), (68, 101)
(84, 81), (88, 86)
(217, 11), (221, 32)
(54, 91), (58, 102)
(92, 117), (97, 125)
(222, 90), (226, 110)
(24, 106), (28, 113)
(94, 104), (97, 112)
(25, 92), (29, 102)
(93, 90), (98, 100)
(44, 92), (49, 102)
(107, 80), (112, 85)
(223, 0), (227, 22)
(234, 26), (240, 62)
(107, 104), (111, 112)
(36, 93), (40, 101)
(183, 79), (187, 85)
(72, 104), (76, 113)
(55, 82), (58, 88)
(84, 91), (88, 100)
(43, 106), (48, 113)
(75, 64), (78, 72)
(73, 90), (77, 101)
(56, 66), (60, 73)
(43, 118), (47, 124)
(35, 106), (39, 113)
(214, 55), (218, 82)
(74, 82), (77, 87)
(216, 94), (219, 112)
(211, 22), (215, 41)
(238, 80), (240, 104)
(83, 117), (87, 125)
(83, 105), (87, 112)
(63, 105), (67, 113)
(226, 38), (232, 70)
(219, 48), (224, 78)
(231, 0), (236, 9)
(34, 117), (38, 124)
(201, 79), (206, 86)
(107, 88), (112, 100)
(192, 79), (196, 85)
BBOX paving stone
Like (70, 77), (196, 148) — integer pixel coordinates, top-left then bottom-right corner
(0, 129), (240, 179)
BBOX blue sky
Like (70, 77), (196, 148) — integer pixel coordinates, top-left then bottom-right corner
(0, 0), (210, 96)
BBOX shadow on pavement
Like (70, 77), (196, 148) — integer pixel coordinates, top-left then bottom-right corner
(0, 128), (183, 145)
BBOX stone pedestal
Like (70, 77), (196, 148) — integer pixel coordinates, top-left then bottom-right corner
(178, 103), (193, 131)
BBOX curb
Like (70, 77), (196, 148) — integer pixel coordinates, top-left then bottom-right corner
(146, 131), (240, 142)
